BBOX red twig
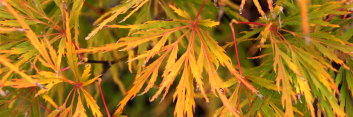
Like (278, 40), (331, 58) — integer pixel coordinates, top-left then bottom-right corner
(229, 22), (243, 75)
(325, 8), (344, 22)
(61, 66), (71, 72)
(84, 2), (104, 15)
(193, 0), (207, 25)
(228, 20), (283, 75)
(10, 88), (33, 116)
(61, 62), (84, 72)
(230, 20), (260, 105)
(97, 79), (111, 117)
(38, 103), (52, 113)
(72, 41), (84, 59)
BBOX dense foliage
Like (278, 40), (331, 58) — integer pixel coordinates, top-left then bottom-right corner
(1, 0), (353, 116)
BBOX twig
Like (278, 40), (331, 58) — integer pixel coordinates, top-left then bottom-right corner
(229, 20), (243, 75)
(193, 0), (207, 25)
(97, 79), (111, 117)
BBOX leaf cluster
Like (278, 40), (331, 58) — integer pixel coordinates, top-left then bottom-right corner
(1, 0), (353, 117)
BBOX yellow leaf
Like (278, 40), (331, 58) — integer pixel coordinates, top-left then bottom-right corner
(275, 59), (296, 117)
(43, 38), (58, 68)
(3, 1), (53, 68)
(253, 0), (266, 17)
(173, 66), (196, 117)
(0, 20), (37, 27)
(73, 96), (88, 117)
(169, 4), (190, 19)
(0, 27), (21, 33)
(260, 23), (272, 45)
(0, 56), (37, 86)
(239, 0), (247, 14)
(143, 33), (170, 65)
(42, 94), (59, 108)
(47, 109), (60, 117)
(56, 39), (66, 72)
(107, 20), (180, 31)
(198, 19), (220, 28)
(82, 75), (101, 86)
(60, 105), (73, 117)
(164, 46), (178, 72)
(139, 65), (159, 95)
(267, 0), (274, 13)
(114, 55), (165, 114)
(81, 64), (92, 82)
(297, 77), (315, 117)
(81, 89), (103, 117)
(70, 0), (84, 47)
(35, 79), (62, 96)
(118, 25), (190, 51)
(153, 54), (186, 101)
(279, 51), (301, 76)
(128, 50), (134, 72)
(86, 0), (149, 40)
(189, 52), (201, 79)
(64, 7), (80, 80)
(197, 45), (204, 75)
(204, 57), (239, 116)
(127, 52), (149, 63)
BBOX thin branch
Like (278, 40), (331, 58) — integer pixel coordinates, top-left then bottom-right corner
(97, 79), (111, 117)
(193, 0), (207, 25)
(84, 2), (104, 15)
(229, 20), (243, 75)
(325, 8), (344, 21)
(38, 103), (52, 113)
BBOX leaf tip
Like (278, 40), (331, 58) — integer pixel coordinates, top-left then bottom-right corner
(85, 36), (90, 40)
